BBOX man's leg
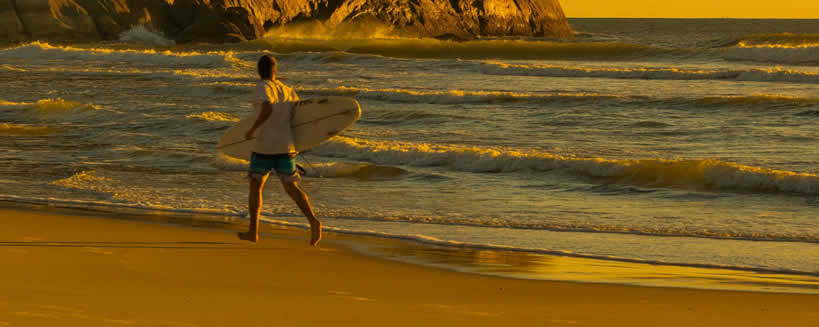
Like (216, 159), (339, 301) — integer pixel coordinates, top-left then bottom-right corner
(281, 180), (321, 246)
(239, 173), (268, 242)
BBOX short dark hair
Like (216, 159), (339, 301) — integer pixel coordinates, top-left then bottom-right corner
(258, 55), (277, 79)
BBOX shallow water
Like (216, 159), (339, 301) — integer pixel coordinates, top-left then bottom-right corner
(1, 18), (817, 291)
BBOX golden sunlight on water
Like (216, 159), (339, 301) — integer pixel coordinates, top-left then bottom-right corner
(1, 18), (817, 292)
(363, 243), (819, 294)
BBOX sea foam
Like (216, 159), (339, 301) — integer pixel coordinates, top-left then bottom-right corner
(290, 86), (819, 107)
(479, 61), (819, 83)
(725, 35), (819, 65)
(0, 123), (62, 135)
(734, 33), (819, 48)
(0, 42), (238, 67)
(296, 86), (618, 105)
(0, 98), (99, 113)
(118, 25), (176, 47)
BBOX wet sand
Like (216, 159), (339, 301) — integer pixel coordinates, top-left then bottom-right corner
(1, 206), (817, 326)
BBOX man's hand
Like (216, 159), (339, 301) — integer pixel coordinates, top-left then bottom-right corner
(245, 101), (271, 141)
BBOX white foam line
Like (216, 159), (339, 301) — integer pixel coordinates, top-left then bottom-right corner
(0, 194), (246, 217)
(0, 42), (238, 67)
(478, 61), (819, 83)
(296, 86), (622, 104)
(256, 216), (819, 277)
(0, 65), (255, 82)
(311, 214), (819, 244)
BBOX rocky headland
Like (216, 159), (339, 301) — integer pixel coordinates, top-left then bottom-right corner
(0, 0), (571, 44)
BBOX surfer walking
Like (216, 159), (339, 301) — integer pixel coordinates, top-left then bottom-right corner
(238, 55), (322, 246)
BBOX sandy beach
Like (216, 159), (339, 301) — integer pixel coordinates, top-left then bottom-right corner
(0, 206), (816, 327)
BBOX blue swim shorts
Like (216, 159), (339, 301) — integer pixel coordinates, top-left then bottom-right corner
(248, 152), (300, 182)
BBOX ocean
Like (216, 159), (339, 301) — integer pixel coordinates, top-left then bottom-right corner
(1, 18), (817, 292)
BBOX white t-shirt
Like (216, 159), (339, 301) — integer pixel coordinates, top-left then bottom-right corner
(251, 79), (300, 155)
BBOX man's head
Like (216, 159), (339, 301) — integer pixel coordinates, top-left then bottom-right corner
(258, 55), (277, 80)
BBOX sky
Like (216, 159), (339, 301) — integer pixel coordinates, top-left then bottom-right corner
(561, 1), (819, 18)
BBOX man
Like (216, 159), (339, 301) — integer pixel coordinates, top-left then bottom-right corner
(237, 54), (321, 246)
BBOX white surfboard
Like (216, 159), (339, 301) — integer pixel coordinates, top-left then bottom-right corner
(217, 96), (361, 160)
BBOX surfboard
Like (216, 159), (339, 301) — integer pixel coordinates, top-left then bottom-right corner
(217, 96), (361, 160)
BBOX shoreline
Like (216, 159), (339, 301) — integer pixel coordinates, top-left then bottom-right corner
(2, 205), (818, 326)
(2, 200), (818, 295)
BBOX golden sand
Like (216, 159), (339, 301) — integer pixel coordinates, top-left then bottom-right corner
(0, 207), (817, 326)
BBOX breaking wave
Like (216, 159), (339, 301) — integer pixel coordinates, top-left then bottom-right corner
(1, 64), (254, 83)
(299, 86), (819, 108)
(0, 42), (239, 67)
(0, 100), (32, 107)
(479, 61), (819, 83)
(252, 37), (680, 60)
(296, 86), (620, 104)
(0, 98), (99, 113)
(734, 33), (819, 48)
(313, 137), (819, 195)
(249, 31), (817, 64)
(723, 34), (819, 64)
(0, 122), (62, 135)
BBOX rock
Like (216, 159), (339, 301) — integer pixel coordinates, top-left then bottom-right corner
(0, 0), (26, 41)
(224, 7), (264, 41)
(13, 0), (100, 41)
(1, 0), (571, 44)
(169, 0), (215, 31)
(175, 6), (263, 43)
(279, 0), (572, 39)
(76, 0), (177, 39)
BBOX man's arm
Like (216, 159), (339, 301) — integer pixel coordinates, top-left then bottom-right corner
(245, 101), (273, 140)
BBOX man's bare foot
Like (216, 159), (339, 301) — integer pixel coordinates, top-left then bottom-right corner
(238, 231), (258, 243)
(309, 219), (322, 247)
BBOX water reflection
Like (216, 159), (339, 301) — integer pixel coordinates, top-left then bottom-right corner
(350, 240), (819, 294)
